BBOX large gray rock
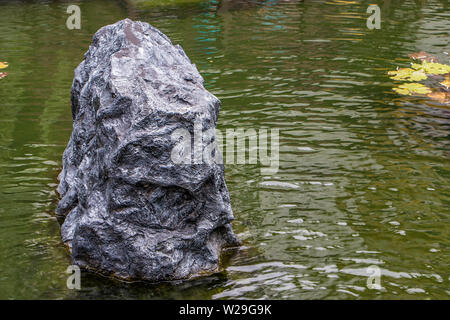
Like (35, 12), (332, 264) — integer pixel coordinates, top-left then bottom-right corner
(56, 18), (239, 281)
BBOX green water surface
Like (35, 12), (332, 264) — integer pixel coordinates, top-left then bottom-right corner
(0, 0), (449, 299)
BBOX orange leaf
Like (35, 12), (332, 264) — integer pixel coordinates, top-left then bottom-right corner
(441, 79), (450, 88)
(408, 51), (438, 63)
(427, 91), (450, 104)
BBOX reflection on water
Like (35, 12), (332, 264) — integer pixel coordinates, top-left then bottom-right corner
(0, 0), (448, 299)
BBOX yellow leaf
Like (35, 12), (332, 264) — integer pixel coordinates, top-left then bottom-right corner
(388, 68), (427, 81)
(421, 61), (450, 75)
(393, 83), (431, 96)
(409, 61), (450, 75)
(393, 87), (410, 95)
(0, 62), (8, 69)
(410, 71), (428, 81)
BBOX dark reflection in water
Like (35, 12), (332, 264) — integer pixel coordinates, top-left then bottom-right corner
(0, 0), (448, 299)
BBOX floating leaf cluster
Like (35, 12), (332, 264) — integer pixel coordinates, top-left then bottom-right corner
(388, 52), (450, 104)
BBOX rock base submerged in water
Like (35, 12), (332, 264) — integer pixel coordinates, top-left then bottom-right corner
(56, 19), (239, 281)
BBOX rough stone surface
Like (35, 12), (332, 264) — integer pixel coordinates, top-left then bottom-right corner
(56, 19), (239, 281)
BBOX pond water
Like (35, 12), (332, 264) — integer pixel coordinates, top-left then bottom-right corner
(0, 0), (448, 299)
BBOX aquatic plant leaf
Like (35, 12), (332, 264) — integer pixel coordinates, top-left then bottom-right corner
(388, 68), (427, 81)
(388, 68), (414, 79)
(0, 72), (8, 80)
(420, 62), (450, 75)
(408, 51), (438, 63)
(0, 62), (8, 69)
(391, 52), (450, 104)
(392, 87), (410, 95)
(410, 61), (450, 75)
(393, 83), (431, 95)
(410, 71), (428, 81)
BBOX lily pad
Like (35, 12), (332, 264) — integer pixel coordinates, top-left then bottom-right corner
(393, 83), (431, 95)
(388, 68), (428, 81)
(412, 61), (450, 75)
